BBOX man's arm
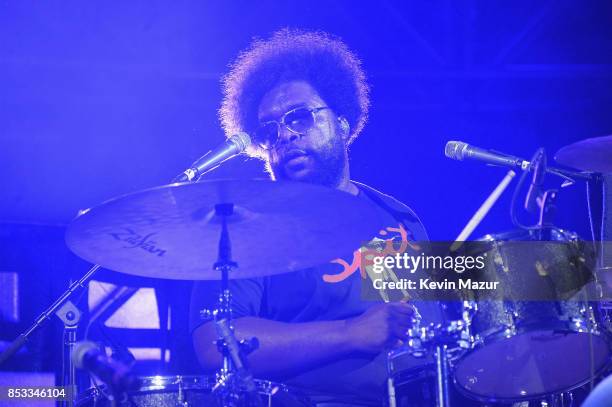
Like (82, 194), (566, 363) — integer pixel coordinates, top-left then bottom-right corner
(192, 302), (415, 379)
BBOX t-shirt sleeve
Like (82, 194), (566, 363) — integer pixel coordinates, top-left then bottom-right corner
(404, 215), (428, 242)
(188, 277), (265, 333)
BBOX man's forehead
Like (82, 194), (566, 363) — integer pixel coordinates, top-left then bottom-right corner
(258, 80), (323, 121)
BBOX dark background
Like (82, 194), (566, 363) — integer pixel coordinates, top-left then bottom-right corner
(1, 0), (611, 377)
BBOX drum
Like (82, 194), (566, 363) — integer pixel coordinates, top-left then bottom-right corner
(452, 228), (611, 403)
(76, 375), (312, 406)
(388, 345), (480, 407)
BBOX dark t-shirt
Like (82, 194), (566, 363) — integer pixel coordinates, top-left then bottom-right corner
(189, 182), (442, 404)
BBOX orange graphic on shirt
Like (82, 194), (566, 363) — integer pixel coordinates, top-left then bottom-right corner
(323, 223), (420, 283)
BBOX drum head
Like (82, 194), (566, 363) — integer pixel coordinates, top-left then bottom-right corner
(454, 331), (611, 401)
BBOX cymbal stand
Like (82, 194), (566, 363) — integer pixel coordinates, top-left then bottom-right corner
(434, 344), (450, 407)
(202, 203), (262, 407)
(55, 300), (82, 407)
(434, 306), (475, 407)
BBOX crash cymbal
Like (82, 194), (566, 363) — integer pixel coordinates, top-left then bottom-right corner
(66, 179), (388, 280)
(555, 135), (612, 173)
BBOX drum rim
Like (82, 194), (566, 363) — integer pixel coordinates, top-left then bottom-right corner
(76, 374), (300, 400)
(453, 358), (612, 404)
(453, 228), (604, 402)
(462, 315), (608, 348)
(479, 227), (578, 243)
(452, 331), (612, 402)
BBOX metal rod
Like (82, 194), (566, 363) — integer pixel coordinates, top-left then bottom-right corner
(387, 376), (397, 407)
(435, 345), (450, 407)
(0, 264), (101, 365)
(63, 325), (79, 407)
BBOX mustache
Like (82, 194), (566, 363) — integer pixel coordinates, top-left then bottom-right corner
(279, 148), (312, 165)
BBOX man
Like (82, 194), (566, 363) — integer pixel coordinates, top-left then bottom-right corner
(190, 29), (441, 405)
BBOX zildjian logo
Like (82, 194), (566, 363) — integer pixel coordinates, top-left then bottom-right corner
(108, 228), (167, 257)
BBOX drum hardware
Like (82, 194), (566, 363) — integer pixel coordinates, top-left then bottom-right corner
(190, 203), (263, 406)
(75, 375), (312, 406)
(452, 228), (611, 404)
(443, 143), (611, 404)
(430, 321), (472, 406)
(558, 136), (612, 299)
(61, 179), (387, 406)
(178, 376), (188, 406)
(0, 263), (102, 406)
(7, 134), (612, 405)
(545, 391), (574, 407)
(510, 148), (562, 231)
(388, 319), (470, 407)
(56, 300), (83, 406)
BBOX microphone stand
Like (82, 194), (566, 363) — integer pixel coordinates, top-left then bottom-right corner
(0, 264), (101, 366)
(0, 164), (193, 399)
(0, 264), (101, 406)
(0, 156), (224, 385)
(0, 156), (258, 405)
(56, 300), (82, 407)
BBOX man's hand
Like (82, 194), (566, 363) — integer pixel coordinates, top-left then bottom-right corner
(193, 303), (418, 377)
(344, 302), (417, 354)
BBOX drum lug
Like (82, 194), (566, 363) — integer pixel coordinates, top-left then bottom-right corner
(406, 326), (429, 357)
(460, 301), (476, 347)
(462, 301), (477, 321)
(503, 323), (517, 338)
(260, 381), (280, 397)
(502, 306), (518, 338)
(199, 308), (213, 321)
(588, 306), (599, 332)
(571, 305), (599, 333)
(447, 319), (471, 349)
(177, 376), (189, 407)
(542, 391), (574, 407)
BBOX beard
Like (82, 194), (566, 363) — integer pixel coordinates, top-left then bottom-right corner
(267, 136), (346, 188)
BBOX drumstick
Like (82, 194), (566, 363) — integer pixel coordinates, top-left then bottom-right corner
(450, 170), (516, 252)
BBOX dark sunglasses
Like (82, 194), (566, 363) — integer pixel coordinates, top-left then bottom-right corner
(253, 106), (331, 150)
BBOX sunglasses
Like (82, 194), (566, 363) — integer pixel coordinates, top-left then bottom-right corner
(253, 106), (331, 150)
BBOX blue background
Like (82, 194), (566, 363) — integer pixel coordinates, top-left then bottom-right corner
(2, 0), (612, 240)
(1, 1), (612, 382)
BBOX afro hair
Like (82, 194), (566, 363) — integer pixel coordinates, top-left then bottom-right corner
(219, 28), (370, 155)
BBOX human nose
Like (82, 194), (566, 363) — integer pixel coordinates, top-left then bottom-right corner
(277, 123), (301, 145)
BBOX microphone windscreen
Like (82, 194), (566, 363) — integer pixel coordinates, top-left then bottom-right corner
(230, 132), (251, 151)
(71, 341), (98, 369)
(445, 141), (468, 160)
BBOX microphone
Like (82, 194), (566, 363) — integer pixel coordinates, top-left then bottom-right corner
(72, 341), (140, 393)
(445, 141), (529, 170)
(173, 132), (251, 182)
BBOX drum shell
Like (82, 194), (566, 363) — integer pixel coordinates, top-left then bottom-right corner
(75, 375), (312, 407)
(388, 347), (479, 407)
(452, 229), (612, 403)
(460, 229), (595, 303)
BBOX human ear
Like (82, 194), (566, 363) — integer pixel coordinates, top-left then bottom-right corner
(337, 116), (350, 139)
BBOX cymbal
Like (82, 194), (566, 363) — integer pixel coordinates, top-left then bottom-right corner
(66, 179), (388, 280)
(555, 135), (612, 173)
